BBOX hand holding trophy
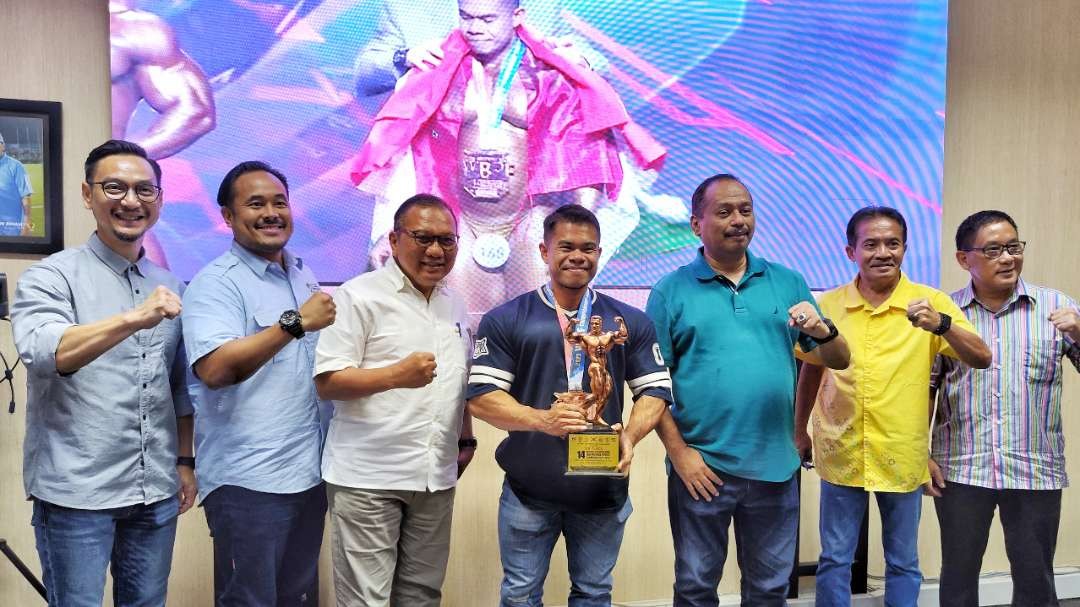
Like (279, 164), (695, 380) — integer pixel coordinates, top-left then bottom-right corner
(555, 315), (629, 476)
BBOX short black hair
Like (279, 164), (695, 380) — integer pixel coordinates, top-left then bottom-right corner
(690, 173), (749, 217)
(392, 193), (457, 231)
(84, 139), (162, 185)
(543, 204), (601, 243)
(216, 161), (289, 207)
(955, 210), (1018, 251)
(845, 205), (908, 247)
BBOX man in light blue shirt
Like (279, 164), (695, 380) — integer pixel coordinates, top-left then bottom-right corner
(182, 160), (336, 606)
(0, 131), (34, 235)
(12, 139), (195, 606)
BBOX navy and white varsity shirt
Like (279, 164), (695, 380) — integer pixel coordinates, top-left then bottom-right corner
(467, 287), (673, 512)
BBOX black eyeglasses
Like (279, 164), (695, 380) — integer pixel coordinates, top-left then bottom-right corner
(401, 230), (459, 250)
(962, 241), (1026, 259)
(89, 180), (162, 204)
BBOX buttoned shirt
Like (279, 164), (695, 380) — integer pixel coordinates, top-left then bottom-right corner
(931, 279), (1080, 489)
(812, 274), (978, 492)
(183, 242), (328, 501)
(314, 261), (470, 492)
(647, 249), (821, 482)
(12, 233), (192, 509)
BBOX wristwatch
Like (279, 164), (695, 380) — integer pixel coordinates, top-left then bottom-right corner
(393, 48), (409, 73)
(458, 437), (478, 450)
(932, 313), (952, 336)
(176, 456), (195, 468)
(813, 318), (840, 345)
(279, 310), (304, 339)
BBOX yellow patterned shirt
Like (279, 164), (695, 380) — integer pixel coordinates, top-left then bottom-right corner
(811, 275), (978, 492)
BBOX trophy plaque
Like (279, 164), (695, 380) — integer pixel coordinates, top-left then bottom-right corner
(557, 315), (629, 477)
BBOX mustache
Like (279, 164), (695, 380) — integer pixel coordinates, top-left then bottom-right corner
(256, 219), (286, 228)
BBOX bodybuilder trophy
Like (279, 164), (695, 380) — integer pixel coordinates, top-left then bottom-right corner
(557, 314), (628, 476)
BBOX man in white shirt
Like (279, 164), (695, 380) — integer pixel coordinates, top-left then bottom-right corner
(314, 193), (474, 606)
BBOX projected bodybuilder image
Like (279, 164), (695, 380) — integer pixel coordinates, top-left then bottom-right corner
(352, 0), (665, 321)
(110, 0), (216, 161)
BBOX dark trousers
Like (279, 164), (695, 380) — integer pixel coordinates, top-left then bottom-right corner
(203, 483), (327, 607)
(934, 482), (1061, 607)
(668, 470), (799, 607)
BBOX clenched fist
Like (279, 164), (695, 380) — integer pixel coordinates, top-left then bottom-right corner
(906, 298), (943, 333)
(1049, 307), (1080, 341)
(394, 352), (437, 389)
(131, 286), (182, 330)
(299, 291), (336, 332)
(788, 301), (830, 340)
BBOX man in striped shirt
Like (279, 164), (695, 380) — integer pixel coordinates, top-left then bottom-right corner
(930, 210), (1080, 607)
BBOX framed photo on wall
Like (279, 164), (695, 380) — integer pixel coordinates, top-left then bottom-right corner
(0, 98), (62, 254)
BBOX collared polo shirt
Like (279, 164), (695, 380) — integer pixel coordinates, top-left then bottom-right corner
(183, 242), (327, 501)
(314, 261), (470, 492)
(12, 232), (191, 509)
(646, 248), (820, 482)
(931, 279), (1080, 489)
(813, 274), (977, 492)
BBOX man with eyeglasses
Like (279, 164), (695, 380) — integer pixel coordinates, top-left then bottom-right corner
(313, 194), (474, 606)
(11, 139), (195, 606)
(929, 210), (1080, 607)
(181, 160), (336, 605)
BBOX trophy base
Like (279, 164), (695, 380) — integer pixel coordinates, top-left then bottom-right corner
(566, 424), (625, 478)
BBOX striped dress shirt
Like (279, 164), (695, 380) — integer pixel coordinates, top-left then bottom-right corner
(931, 279), (1080, 489)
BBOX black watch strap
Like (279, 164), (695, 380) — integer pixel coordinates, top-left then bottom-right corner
(176, 456), (195, 468)
(279, 310), (305, 339)
(813, 318), (840, 345)
(458, 437), (478, 450)
(932, 312), (952, 336)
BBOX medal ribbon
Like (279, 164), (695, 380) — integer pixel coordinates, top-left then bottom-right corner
(472, 37), (526, 146)
(542, 283), (593, 391)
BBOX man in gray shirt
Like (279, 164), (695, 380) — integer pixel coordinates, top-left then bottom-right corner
(12, 139), (195, 607)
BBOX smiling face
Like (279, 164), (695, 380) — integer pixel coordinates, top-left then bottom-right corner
(691, 178), (755, 262)
(846, 215), (906, 291)
(389, 203), (459, 296)
(540, 220), (601, 292)
(957, 220), (1024, 298)
(221, 170), (293, 263)
(82, 153), (161, 250)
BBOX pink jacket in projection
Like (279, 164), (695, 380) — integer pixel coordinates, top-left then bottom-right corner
(350, 24), (666, 210)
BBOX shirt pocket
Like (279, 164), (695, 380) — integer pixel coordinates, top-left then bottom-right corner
(254, 308), (291, 364)
(1024, 337), (1059, 384)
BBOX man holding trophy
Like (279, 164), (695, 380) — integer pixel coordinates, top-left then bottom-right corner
(467, 204), (672, 606)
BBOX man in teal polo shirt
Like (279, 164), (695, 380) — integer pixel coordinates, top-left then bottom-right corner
(646, 173), (850, 606)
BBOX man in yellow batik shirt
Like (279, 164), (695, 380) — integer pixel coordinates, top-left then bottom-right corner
(794, 206), (991, 607)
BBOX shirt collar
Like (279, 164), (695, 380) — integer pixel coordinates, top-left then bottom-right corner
(842, 272), (918, 312)
(957, 277), (1034, 310)
(230, 240), (301, 276)
(536, 283), (597, 313)
(385, 257), (447, 298)
(689, 247), (766, 283)
(87, 231), (149, 277)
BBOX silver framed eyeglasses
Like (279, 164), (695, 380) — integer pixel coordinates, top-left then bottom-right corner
(401, 230), (459, 250)
(89, 180), (162, 204)
(962, 241), (1026, 259)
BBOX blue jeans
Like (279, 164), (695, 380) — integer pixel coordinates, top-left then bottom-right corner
(816, 481), (922, 607)
(497, 478), (631, 607)
(31, 495), (179, 607)
(202, 483), (326, 606)
(668, 469), (799, 607)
